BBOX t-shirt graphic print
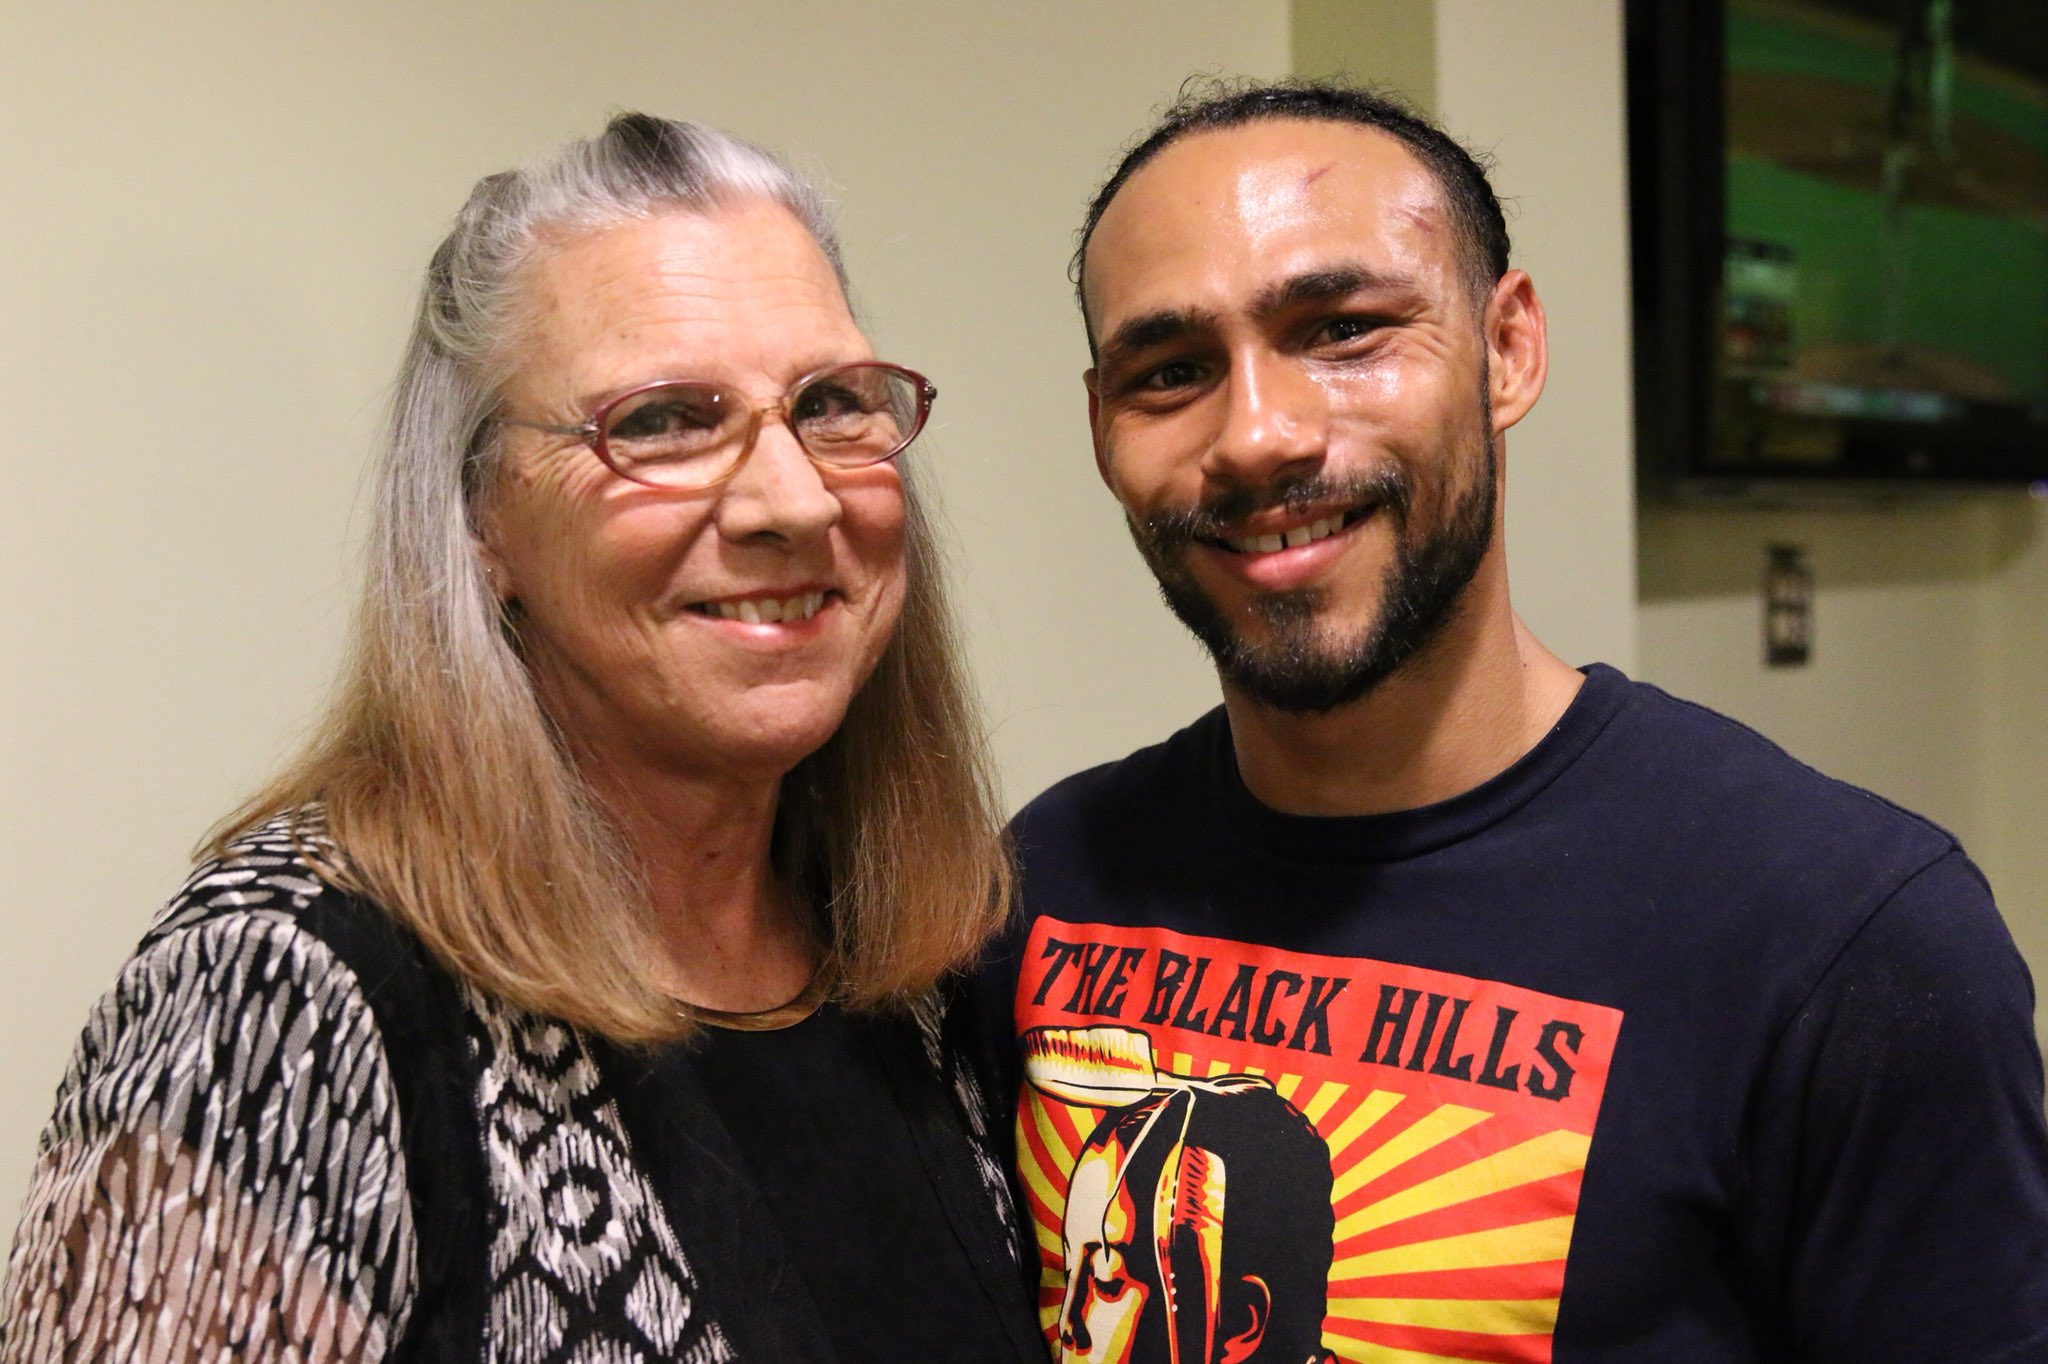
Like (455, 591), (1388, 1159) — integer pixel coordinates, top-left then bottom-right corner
(1014, 917), (1624, 1364)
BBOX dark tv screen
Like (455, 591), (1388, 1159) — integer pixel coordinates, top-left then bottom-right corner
(1628, 0), (2048, 495)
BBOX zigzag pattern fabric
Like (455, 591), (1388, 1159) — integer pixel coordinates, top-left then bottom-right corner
(0, 825), (413, 1360)
(0, 817), (732, 1362)
(462, 981), (731, 1363)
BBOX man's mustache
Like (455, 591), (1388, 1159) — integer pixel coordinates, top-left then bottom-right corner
(1131, 469), (1411, 551)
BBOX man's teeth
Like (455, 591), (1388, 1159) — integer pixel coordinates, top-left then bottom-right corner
(1224, 514), (1347, 554)
(702, 591), (827, 624)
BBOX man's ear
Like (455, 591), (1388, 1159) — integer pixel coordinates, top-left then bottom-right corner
(1215, 1273), (1271, 1364)
(1483, 269), (1548, 436)
(1084, 367), (1114, 489)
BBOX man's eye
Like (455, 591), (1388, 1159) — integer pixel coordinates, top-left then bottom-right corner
(1314, 316), (1379, 347)
(1134, 359), (1206, 393)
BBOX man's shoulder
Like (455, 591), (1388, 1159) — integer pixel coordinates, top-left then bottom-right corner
(1603, 669), (1961, 859)
(1579, 671), (1981, 956)
(1010, 705), (1228, 846)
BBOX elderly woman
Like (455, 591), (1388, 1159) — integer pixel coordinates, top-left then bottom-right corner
(0, 115), (1041, 1361)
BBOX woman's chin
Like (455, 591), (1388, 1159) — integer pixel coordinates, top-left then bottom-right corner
(631, 691), (860, 788)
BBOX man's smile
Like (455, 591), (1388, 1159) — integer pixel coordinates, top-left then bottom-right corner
(1205, 506), (1373, 555)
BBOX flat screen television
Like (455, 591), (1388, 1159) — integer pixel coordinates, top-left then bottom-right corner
(1627, 0), (2048, 497)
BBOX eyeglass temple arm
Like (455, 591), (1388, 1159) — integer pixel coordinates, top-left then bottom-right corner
(492, 415), (599, 440)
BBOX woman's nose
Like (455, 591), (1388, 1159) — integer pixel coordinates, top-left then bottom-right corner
(714, 413), (842, 542)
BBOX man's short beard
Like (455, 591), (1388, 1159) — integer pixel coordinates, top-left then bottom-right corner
(1126, 427), (1497, 716)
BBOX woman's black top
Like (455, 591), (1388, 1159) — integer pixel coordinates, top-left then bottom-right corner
(0, 816), (1042, 1362)
(632, 1005), (1022, 1361)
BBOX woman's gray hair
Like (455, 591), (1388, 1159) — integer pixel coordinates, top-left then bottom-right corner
(391, 112), (844, 699)
(217, 113), (1009, 1042)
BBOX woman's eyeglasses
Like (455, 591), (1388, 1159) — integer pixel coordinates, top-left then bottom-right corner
(495, 361), (936, 491)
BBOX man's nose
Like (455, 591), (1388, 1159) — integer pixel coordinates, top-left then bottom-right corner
(1201, 350), (1329, 488)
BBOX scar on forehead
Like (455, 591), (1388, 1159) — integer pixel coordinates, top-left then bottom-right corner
(1300, 162), (1335, 188)
(1396, 201), (1441, 236)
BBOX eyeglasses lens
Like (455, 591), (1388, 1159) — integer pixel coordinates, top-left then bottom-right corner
(791, 366), (921, 467)
(596, 365), (927, 488)
(601, 385), (736, 481)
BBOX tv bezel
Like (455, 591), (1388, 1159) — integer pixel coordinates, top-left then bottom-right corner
(1625, 0), (2048, 500)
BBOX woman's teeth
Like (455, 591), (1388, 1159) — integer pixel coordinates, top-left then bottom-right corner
(1224, 513), (1348, 554)
(696, 591), (827, 624)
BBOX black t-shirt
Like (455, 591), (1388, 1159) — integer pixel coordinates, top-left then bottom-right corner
(981, 665), (2048, 1362)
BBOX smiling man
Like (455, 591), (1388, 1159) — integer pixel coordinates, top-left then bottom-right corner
(986, 80), (2048, 1364)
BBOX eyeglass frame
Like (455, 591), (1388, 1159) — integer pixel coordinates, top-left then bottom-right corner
(491, 360), (938, 492)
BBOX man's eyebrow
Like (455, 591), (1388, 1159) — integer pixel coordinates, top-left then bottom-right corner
(1096, 307), (1217, 369)
(1252, 264), (1416, 317)
(1094, 266), (1420, 369)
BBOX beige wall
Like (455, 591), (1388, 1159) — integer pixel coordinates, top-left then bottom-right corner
(1294, 0), (1437, 109)
(4, 0), (2037, 1271)
(1640, 502), (2004, 840)
(1983, 506), (2048, 1037)
(1642, 499), (2048, 1045)
(1297, 0), (1640, 674)
(0, 0), (1290, 1248)
(1433, 0), (1640, 672)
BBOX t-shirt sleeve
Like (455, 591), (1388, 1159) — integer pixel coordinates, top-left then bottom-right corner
(1754, 849), (2048, 1361)
(966, 904), (1031, 1141)
(0, 911), (416, 1362)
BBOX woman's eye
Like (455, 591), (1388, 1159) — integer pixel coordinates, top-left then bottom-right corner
(794, 383), (862, 421)
(610, 394), (725, 443)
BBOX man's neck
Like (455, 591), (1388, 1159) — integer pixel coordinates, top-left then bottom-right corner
(1224, 603), (1584, 817)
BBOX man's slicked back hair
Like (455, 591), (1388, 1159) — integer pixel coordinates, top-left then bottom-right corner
(1073, 76), (1511, 349)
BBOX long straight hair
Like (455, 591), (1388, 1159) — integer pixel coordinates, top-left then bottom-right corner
(213, 114), (1009, 1043)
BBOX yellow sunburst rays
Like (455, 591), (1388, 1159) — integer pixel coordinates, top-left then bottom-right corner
(1332, 1127), (1590, 1243)
(1018, 1090), (1098, 1333)
(1314, 1086), (1591, 1364)
(1021, 1062), (1591, 1361)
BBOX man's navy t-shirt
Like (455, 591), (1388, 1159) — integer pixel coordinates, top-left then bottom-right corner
(982, 665), (2048, 1362)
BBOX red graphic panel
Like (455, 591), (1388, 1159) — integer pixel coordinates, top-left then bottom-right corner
(1015, 917), (1624, 1364)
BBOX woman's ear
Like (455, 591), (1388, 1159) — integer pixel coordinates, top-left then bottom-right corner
(474, 530), (516, 606)
(469, 460), (523, 606)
